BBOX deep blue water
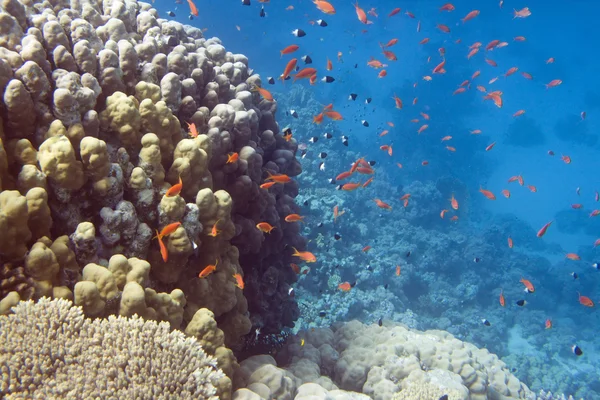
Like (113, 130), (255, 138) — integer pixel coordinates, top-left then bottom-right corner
(156, 0), (600, 397)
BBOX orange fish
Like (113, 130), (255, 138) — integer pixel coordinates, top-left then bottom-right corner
(561, 155), (571, 164)
(342, 182), (361, 191)
(440, 3), (455, 11)
(502, 189), (510, 198)
(187, 0), (198, 16)
(545, 319), (552, 329)
(485, 58), (498, 67)
(374, 199), (392, 210)
(324, 111), (343, 120)
(233, 273), (244, 289)
(418, 124), (429, 134)
(294, 67), (318, 82)
(285, 214), (304, 223)
(198, 260), (218, 278)
(280, 58), (298, 81)
(450, 215), (458, 221)
(353, 1), (370, 24)
(362, 177), (374, 187)
(578, 292), (594, 307)
(572, 204), (583, 209)
(440, 209), (448, 219)
(362, 245), (371, 252)
(392, 94), (403, 109)
(514, 36), (526, 41)
(441, 136), (452, 142)
(594, 238), (600, 247)
(536, 221), (552, 237)
(313, 0), (335, 14)
(338, 282), (352, 291)
(400, 194), (411, 201)
(479, 187), (496, 200)
(450, 194), (459, 210)
(513, 110), (525, 118)
(283, 131), (293, 142)
(378, 70), (387, 78)
(499, 289), (505, 307)
(420, 38), (430, 45)
(290, 263), (301, 274)
(446, 146), (456, 152)
(461, 9), (479, 22)
(313, 112), (324, 124)
(280, 44), (299, 57)
(388, 7), (401, 17)
(227, 152), (239, 164)
(333, 205), (345, 222)
(292, 247), (317, 263)
(565, 253), (581, 261)
(379, 130), (389, 137)
(395, 265), (401, 276)
(508, 237), (513, 248)
(256, 222), (275, 233)
(159, 222), (181, 238)
(513, 7), (531, 18)
(521, 72), (533, 80)
(420, 112), (430, 120)
(336, 171), (353, 181)
(208, 219), (221, 237)
(520, 278), (535, 293)
(266, 172), (292, 184)
(187, 122), (199, 138)
(260, 181), (277, 189)
(155, 229), (168, 262)
(504, 67), (518, 77)
(433, 59), (446, 74)
(255, 87), (273, 101)
(165, 176), (183, 197)
(527, 185), (537, 193)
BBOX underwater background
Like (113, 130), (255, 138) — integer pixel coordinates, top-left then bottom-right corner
(155, 0), (600, 398)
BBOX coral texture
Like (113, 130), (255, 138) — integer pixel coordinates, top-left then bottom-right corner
(0, 297), (224, 399)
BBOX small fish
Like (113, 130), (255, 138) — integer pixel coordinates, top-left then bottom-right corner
(292, 247), (317, 262)
(260, 182), (276, 189)
(167, 10), (175, 17)
(301, 55), (313, 64)
(241, 0), (250, 4)
(513, 7), (531, 18)
(318, 152), (327, 159)
(537, 221), (553, 237)
(361, 120), (369, 127)
(226, 152), (239, 164)
(285, 214), (304, 223)
(155, 229), (168, 262)
(473, 257), (481, 263)
(158, 222), (181, 238)
(256, 222), (275, 233)
(267, 77), (275, 84)
(323, 132), (332, 139)
(516, 299), (527, 307)
(572, 345), (583, 356)
(292, 29), (306, 37)
(578, 292), (594, 307)
(378, 318), (383, 326)
(265, 172), (292, 183)
(349, 93), (358, 101)
(319, 311), (327, 317)
(334, 233), (342, 240)
(545, 319), (552, 329)
(259, 6), (265, 17)
(499, 290), (505, 307)
(338, 281), (352, 291)
(481, 319), (491, 326)
(233, 273), (244, 289)
(571, 272), (578, 279)
(321, 76), (335, 83)
(365, 97), (372, 104)
(316, 19), (328, 27)
(198, 260), (218, 278)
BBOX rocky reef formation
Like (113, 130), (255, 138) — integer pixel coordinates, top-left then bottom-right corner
(0, 0), (304, 396)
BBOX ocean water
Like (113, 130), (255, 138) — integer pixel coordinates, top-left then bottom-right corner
(157, 0), (600, 398)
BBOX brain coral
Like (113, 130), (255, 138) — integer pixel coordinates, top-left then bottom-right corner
(263, 320), (534, 400)
(0, 297), (224, 399)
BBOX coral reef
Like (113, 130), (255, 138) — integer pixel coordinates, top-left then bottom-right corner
(0, 297), (223, 398)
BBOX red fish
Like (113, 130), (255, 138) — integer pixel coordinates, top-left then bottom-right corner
(198, 260), (218, 278)
(187, 0), (199, 16)
(499, 290), (505, 307)
(578, 292), (594, 307)
(353, 1), (370, 24)
(479, 187), (496, 200)
(338, 282), (352, 291)
(280, 44), (299, 56)
(374, 199), (392, 210)
(155, 229), (168, 262)
(513, 7), (531, 18)
(439, 3), (455, 11)
(508, 237), (513, 248)
(536, 221), (553, 237)
(461, 10), (480, 23)
(280, 58), (298, 81)
(388, 7), (401, 17)
(165, 176), (183, 197)
(520, 278), (535, 293)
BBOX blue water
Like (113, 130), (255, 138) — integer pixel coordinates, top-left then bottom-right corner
(157, 0), (600, 397)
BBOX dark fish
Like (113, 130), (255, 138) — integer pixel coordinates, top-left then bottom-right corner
(316, 19), (328, 27)
(259, 6), (265, 17)
(350, 281), (357, 288)
(572, 345), (583, 356)
(341, 135), (349, 141)
(336, 184), (343, 190)
(318, 152), (327, 159)
(321, 76), (335, 83)
(334, 233), (342, 240)
(349, 93), (358, 101)
(317, 222), (323, 227)
(481, 319), (491, 326)
(592, 262), (599, 270)
(365, 97), (372, 104)
(267, 77), (275, 84)
(323, 132), (332, 139)
(365, 264), (372, 271)
(241, 0), (250, 5)
(406, 251), (411, 257)
(303, 200), (309, 206)
(319, 162), (325, 171)
(284, 75), (291, 81)
(290, 109), (298, 118)
(328, 178), (336, 184)
(167, 10), (175, 17)
(369, 160), (376, 166)
(300, 150), (307, 158)
(361, 120), (369, 127)
(309, 136), (318, 143)
(516, 299), (527, 306)
(378, 318), (383, 326)
(342, 139), (348, 146)
(295, 65), (300, 71)
(302, 55), (313, 64)
(571, 272), (578, 279)
(319, 311), (327, 317)
(474, 257), (481, 263)
(354, 63), (358, 68)
(188, 14), (194, 20)
(384, 284), (388, 289)
(283, 127), (292, 136)
(439, 396), (449, 400)
(292, 29), (306, 37)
